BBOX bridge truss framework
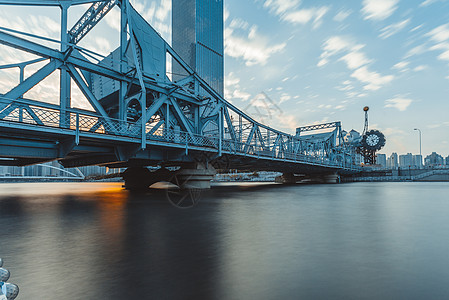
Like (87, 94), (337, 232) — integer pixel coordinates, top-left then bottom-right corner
(0, 0), (361, 179)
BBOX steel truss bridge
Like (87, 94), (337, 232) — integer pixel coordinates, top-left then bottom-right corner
(0, 0), (360, 188)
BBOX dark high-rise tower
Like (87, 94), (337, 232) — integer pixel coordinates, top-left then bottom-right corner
(172, 0), (224, 96)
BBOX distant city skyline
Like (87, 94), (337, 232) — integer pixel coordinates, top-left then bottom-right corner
(0, 0), (448, 156)
(378, 150), (449, 169)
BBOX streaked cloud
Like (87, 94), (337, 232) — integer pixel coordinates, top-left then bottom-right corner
(351, 67), (394, 90)
(318, 35), (393, 91)
(420, 0), (439, 7)
(225, 72), (251, 102)
(361, 0), (399, 21)
(339, 51), (373, 69)
(393, 61), (409, 70)
(225, 20), (286, 66)
(414, 65), (428, 71)
(426, 23), (449, 62)
(379, 19), (411, 39)
(334, 10), (352, 22)
(263, 0), (329, 28)
(384, 97), (413, 111)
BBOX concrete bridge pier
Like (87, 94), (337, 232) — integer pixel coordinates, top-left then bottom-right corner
(122, 167), (164, 190)
(275, 172), (341, 184)
(275, 173), (302, 184)
(174, 163), (217, 189)
(309, 173), (340, 184)
(122, 163), (216, 190)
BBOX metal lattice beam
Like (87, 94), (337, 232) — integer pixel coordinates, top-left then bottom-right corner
(69, 0), (118, 44)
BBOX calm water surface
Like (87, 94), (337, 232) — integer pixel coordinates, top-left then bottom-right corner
(1, 181), (449, 299)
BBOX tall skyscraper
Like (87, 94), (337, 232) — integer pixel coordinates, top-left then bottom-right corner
(172, 0), (224, 96)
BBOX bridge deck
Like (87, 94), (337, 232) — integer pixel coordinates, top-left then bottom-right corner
(0, 100), (359, 174)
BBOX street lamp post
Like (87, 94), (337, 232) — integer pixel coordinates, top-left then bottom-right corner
(414, 128), (422, 168)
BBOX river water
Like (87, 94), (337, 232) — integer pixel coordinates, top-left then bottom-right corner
(1, 181), (449, 299)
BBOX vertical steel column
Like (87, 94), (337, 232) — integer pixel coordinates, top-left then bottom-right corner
(166, 102), (170, 133)
(60, 3), (70, 128)
(194, 105), (200, 134)
(218, 107), (223, 156)
(119, 0), (127, 124)
(239, 114), (242, 151)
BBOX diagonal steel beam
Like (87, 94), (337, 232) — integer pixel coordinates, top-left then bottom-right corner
(0, 31), (203, 106)
(169, 97), (193, 135)
(256, 127), (266, 149)
(67, 64), (111, 123)
(0, 0), (96, 5)
(69, 0), (118, 44)
(3, 59), (62, 101)
(145, 95), (167, 123)
(243, 124), (256, 153)
(24, 106), (44, 125)
(147, 120), (164, 136)
(223, 107), (236, 141)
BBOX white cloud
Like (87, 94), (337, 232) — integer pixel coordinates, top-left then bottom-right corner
(225, 21), (286, 66)
(0, 11), (60, 43)
(427, 24), (449, 43)
(334, 10), (352, 22)
(279, 93), (291, 104)
(229, 18), (250, 30)
(393, 61), (409, 70)
(404, 44), (427, 58)
(410, 24), (423, 32)
(337, 85), (354, 91)
(129, 0), (171, 40)
(224, 72), (251, 102)
(263, 0), (329, 28)
(361, 0), (399, 21)
(351, 66), (394, 90)
(282, 7), (329, 28)
(339, 51), (372, 69)
(318, 35), (394, 91)
(420, 0), (438, 7)
(379, 19), (411, 39)
(224, 7), (229, 22)
(384, 97), (413, 111)
(414, 65), (428, 71)
(426, 24), (449, 62)
(263, 0), (301, 15)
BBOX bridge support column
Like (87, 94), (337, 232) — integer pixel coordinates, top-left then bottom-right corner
(275, 173), (301, 184)
(321, 174), (340, 184)
(309, 173), (340, 184)
(122, 163), (216, 190)
(175, 163), (216, 189)
(122, 167), (154, 190)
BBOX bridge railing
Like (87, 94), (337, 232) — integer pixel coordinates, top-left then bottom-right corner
(0, 97), (358, 170)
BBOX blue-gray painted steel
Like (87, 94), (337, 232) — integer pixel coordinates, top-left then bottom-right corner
(0, 0), (361, 174)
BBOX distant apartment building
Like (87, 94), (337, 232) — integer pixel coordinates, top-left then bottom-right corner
(399, 153), (413, 168)
(413, 154), (423, 168)
(376, 153), (387, 168)
(425, 152), (444, 167)
(387, 152), (398, 169)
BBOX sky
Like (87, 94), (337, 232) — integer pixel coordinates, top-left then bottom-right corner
(0, 0), (449, 158)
